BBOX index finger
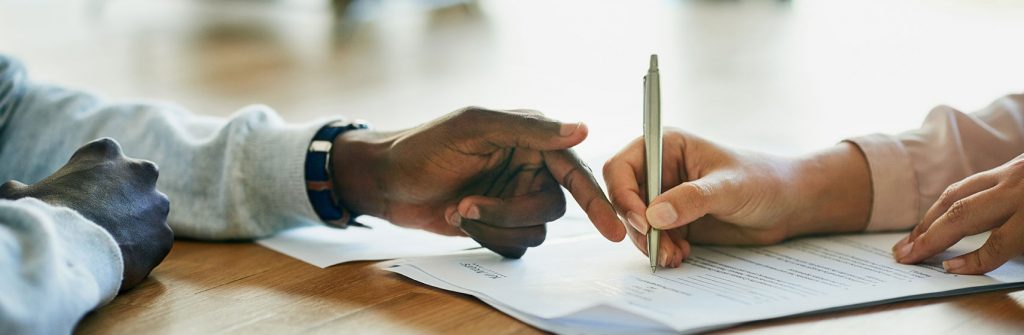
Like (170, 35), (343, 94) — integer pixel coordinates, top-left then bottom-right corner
(602, 137), (650, 234)
(543, 149), (627, 242)
(911, 171), (998, 242)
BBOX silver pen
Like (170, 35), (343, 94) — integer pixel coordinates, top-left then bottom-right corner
(644, 54), (662, 273)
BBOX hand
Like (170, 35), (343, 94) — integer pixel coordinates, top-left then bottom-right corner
(602, 129), (872, 267)
(0, 138), (172, 291)
(331, 107), (625, 258)
(893, 154), (1024, 274)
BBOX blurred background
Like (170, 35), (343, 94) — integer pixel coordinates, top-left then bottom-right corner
(2, 0), (1024, 160)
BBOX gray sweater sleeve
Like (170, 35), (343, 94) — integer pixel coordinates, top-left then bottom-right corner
(0, 198), (123, 335)
(0, 56), (328, 239)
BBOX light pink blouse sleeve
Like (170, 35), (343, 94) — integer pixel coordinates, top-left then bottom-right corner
(845, 94), (1024, 231)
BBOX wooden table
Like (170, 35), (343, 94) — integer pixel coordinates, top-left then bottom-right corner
(7, 1), (1022, 333)
(76, 240), (1024, 334)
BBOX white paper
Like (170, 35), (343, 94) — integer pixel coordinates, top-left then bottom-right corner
(382, 233), (1024, 334)
(257, 214), (598, 268)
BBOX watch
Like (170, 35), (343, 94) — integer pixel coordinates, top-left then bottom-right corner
(305, 119), (370, 228)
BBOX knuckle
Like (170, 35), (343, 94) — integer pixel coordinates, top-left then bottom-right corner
(496, 246), (528, 259)
(552, 196), (567, 219)
(1005, 159), (1024, 178)
(608, 189), (630, 209)
(0, 180), (24, 197)
(92, 138), (123, 156)
(910, 222), (929, 238)
(664, 129), (687, 147)
(977, 246), (1003, 272)
(133, 160), (160, 183)
(601, 159), (616, 178)
(76, 137), (125, 161)
(157, 192), (171, 217)
(526, 226), (547, 247)
(684, 182), (711, 208)
(455, 106), (493, 120)
(972, 231), (1015, 273)
(93, 137), (119, 150)
(937, 184), (961, 208)
(535, 194), (567, 223)
(946, 200), (970, 223)
(559, 165), (582, 191)
(1003, 167), (1024, 191)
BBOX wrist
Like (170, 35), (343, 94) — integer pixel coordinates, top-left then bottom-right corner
(791, 142), (872, 236)
(330, 129), (394, 218)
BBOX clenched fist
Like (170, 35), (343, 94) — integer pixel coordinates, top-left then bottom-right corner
(0, 138), (172, 290)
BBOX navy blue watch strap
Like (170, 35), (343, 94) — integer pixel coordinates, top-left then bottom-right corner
(305, 119), (369, 228)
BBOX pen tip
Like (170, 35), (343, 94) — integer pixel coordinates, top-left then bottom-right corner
(649, 54), (658, 70)
(651, 266), (657, 273)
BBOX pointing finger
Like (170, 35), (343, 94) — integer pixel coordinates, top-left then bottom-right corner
(544, 149), (626, 242)
(901, 171), (998, 248)
(603, 137), (651, 234)
(896, 187), (1011, 264)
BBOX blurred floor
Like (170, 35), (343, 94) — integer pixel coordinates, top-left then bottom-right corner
(2, 0), (1024, 158)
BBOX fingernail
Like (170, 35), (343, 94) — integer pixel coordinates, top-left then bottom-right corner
(560, 122), (583, 136)
(627, 212), (649, 234)
(448, 212), (463, 227)
(466, 206), (481, 220)
(892, 236), (909, 253)
(943, 258), (965, 272)
(895, 241), (914, 261)
(647, 203), (678, 229)
(660, 251), (670, 267)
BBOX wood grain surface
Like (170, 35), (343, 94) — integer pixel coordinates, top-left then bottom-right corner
(76, 241), (1024, 334)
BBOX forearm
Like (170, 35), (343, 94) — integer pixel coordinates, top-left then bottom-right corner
(791, 142), (872, 237)
(0, 198), (123, 334)
(0, 56), (327, 239)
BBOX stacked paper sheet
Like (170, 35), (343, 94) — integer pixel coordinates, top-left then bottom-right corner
(382, 233), (1024, 334)
(257, 210), (597, 267)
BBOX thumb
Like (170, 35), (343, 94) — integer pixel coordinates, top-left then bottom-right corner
(452, 108), (588, 151)
(646, 177), (723, 230)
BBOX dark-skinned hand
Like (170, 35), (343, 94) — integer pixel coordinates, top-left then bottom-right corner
(331, 107), (626, 258)
(0, 138), (172, 291)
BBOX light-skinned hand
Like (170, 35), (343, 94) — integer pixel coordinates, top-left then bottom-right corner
(603, 129), (872, 267)
(893, 154), (1024, 274)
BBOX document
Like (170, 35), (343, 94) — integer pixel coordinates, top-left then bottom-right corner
(258, 213), (596, 268)
(382, 232), (1024, 334)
